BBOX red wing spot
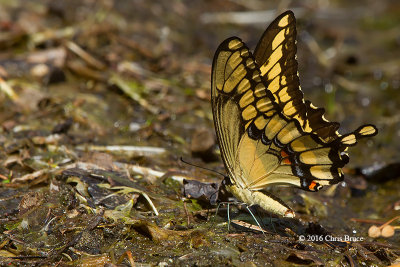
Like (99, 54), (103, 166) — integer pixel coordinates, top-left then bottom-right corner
(281, 150), (291, 164)
(309, 181), (317, 191)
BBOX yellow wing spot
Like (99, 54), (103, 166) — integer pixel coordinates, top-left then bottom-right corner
(252, 71), (261, 83)
(267, 63), (281, 81)
(224, 64), (246, 93)
(254, 116), (269, 130)
(341, 134), (356, 145)
(259, 44), (283, 76)
(318, 180), (331, 186)
(278, 86), (289, 97)
(254, 83), (266, 97)
(225, 51), (242, 80)
(239, 90), (254, 108)
(283, 102), (297, 115)
(279, 93), (291, 103)
(272, 29), (286, 50)
(290, 135), (322, 152)
(256, 98), (273, 113)
(281, 76), (287, 86)
(237, 78), (250, 94)
(240, 48), (249, 57)
(266, 110), (275, 117)
(242, 105), (257, 120)
(299, 148), (332, 164)
(265, 114), (286, 140)
(268, 75), (280, 93)
(244, 120), (252, 130)
(278, 87), (290, 102)
(303, 120), (312, 133)
(359, 125), (377, 136)
(277, 121), (302, 144)
(309, 102), (317, 109)
(228, 39), (243, 50)
(310, 166), (334, 180)
(292, 113), (302, 122)
(278, 14), (289, 27)
(293, 114), (306, 129)
(246, 58), (255, 69)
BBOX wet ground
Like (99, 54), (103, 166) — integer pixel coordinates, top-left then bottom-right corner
(0, 0), (399, 266)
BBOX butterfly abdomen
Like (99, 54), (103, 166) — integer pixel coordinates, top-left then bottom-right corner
(226, 184), (295, 218)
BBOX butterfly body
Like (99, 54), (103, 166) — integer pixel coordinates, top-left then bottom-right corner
(211, 11), (377, 217)
(225, 180), (295, 217)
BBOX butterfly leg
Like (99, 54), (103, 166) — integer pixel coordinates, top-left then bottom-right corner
(246, 206), (266, 236)
(211, 201), (233, 232)
(209, 201), (225, 230)
(267, 213), (277, 233)
(227, 202), (231, 232)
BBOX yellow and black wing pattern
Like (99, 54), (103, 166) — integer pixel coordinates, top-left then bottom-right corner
(253, 11), (341, 141)
(211, 11), (377, 217)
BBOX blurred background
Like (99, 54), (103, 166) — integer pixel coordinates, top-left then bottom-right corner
(0, 0), (399, 265)
(1, 0), (399, 159)
(0, 0), (399, 163)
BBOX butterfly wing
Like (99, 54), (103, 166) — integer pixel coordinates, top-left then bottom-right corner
(211, 13), (377, 217)
(253, 11), (340, 141)
(211, 37), (278, 190)
(211, 39), (296, 216)
(211, 37), (377, 194)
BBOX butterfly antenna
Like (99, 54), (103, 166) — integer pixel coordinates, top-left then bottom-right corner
(180, 157), (226, 178)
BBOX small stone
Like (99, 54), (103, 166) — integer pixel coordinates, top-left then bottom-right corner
(368, 225), (381, 238)
(381, 225), (395, 238)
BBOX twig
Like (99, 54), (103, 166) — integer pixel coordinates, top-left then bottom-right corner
(65, 41), (106, 70)
(0, 77), (18, 100)
(76, 145), (166, 157)
(201, 8), (305, 24)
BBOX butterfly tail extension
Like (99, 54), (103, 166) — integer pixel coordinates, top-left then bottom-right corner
(226, 184), (295, 218)
(338, 124), (378, 148)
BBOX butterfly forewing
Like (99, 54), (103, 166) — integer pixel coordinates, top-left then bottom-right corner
(253, 11), (342, 142)
(253, 12), (305, 125)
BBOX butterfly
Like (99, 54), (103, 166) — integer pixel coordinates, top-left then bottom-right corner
(211, 10), (377, 218)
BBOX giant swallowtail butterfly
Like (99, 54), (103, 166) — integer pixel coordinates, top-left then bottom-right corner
(211, 10), (377, 217)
